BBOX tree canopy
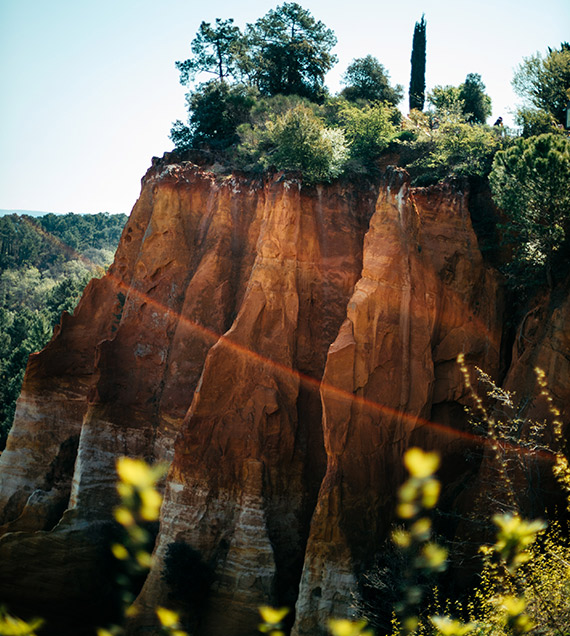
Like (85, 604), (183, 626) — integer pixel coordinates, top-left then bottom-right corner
(512, 43), (570, 127)
(409, 15), (427, 112)
(459, 73), (492, 124)
(175, 19), (244, 85)
(341, 56), (403, 106)
(171, 82), (256, 150)
(244, 2), (337, 101)
(489, 133), (570, 288)
(0, 212), (127, 449)
(427, 85), (464, 119)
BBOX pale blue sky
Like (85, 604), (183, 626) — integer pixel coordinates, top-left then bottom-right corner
(1, 0), (568, 214)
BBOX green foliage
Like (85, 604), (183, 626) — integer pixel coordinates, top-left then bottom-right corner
(0, 213), (126, 449)
(239, 103), (348, 183)
(405, 120), (506, 185)
(244, 2), (337, 102)
(174, 81), (257, 151)
(514, 106), (564, 138)
(409, 15), (427, 112)
(458, 73), (492, 124)
(337, 101), (398, 167)
(489, 133), (570, 288)
(427, 85), (465, 120)
(0, 213), (126, 270)
(175, 18), (244, 84)
(172, 4), (338, 155)
(341, 56), (403, 106)
(512, 43), (570, 126)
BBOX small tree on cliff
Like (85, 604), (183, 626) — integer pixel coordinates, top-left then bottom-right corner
(459, 73), (492, 124)
(341, 55), (403, 105)
(409, 14), (427, 112)
(489, 133), (570, 288)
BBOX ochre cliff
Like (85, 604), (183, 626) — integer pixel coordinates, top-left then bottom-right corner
(0, 157), (567, 635)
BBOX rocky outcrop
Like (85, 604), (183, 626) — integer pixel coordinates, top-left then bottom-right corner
(292, 172), (503, 635)
(0, 158), (567, 636)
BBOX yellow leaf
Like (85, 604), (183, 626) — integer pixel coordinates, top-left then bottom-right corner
(411, 517), (432, 540)
(422, 543), (448, 569)
(398, 480), (419, 503)
(140, 487), (163, 521)
(125, 605), (139, 618)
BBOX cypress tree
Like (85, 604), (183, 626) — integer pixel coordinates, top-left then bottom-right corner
(409, 15), (426, 112)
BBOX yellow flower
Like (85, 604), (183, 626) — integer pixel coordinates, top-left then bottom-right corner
(397, 502), (417, 519)
(422, 478), (441, 508)
(258, 606), (289, 625)
(391, 528), (412, 548)
(420, 543), (448, 570)
(116, 457), (157, 488)
(136, 550), (152, 568)
(140, 487), (163, 521)
(114, 506), (135, 527)
(327, 618), (369, 636)
(411, 517), (432, 540)
(156, 606), (180, 628)
(111, 543), (129, 560)
(430, 615), (476, 635)
(404, 448), (440, 479)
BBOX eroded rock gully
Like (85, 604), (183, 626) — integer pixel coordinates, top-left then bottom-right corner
(0, 159), (567, 635)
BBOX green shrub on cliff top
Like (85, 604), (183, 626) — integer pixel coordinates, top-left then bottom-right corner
(237, 103), (349, 182)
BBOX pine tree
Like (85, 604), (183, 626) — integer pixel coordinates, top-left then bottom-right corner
(409, 15), (426, 112)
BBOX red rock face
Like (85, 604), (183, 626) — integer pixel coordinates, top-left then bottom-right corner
(0, 159), (567, 636)
(293, 171), (504, 634)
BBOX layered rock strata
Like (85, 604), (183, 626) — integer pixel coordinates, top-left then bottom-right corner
(0, 158), (567, 636)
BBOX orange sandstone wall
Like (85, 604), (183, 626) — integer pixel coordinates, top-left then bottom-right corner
(0, 158), (567, 636)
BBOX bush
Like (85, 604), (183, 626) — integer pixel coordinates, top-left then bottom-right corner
(238, 103), (349, 183)
(337, 101), (398, 168)
(514, 106), (564, 138)
(405, 121), (507, 185)
(171, 81), (256, 151)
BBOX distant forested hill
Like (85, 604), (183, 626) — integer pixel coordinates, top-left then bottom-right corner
(0, 212), (128, 447)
